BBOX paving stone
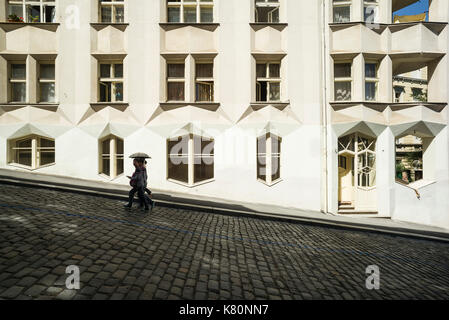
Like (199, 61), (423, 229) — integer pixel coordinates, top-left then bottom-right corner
(1, 286), (24, 299)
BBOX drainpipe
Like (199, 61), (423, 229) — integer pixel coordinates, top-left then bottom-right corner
(320, 0), (329, 214)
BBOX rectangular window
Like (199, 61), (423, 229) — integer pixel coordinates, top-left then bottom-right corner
(99, 0), (124, 23)
(99, 63), (124, 102)
(256, 62), (281, 102)
(364, 0), (379, 23)
(334, 62), (352, 101)
(100, 136), (124, 178)
(365, 62), (378, 101)
(10, 63), (26, 103)
(167, 135), (189, 183)
(333, 0), (351, 23)
(193, 135), (214, 183)
(7, 0), (56, 23)
(195, 63), (214, 102)
(167, 0), (214, 23)
(167, 63), (185, 101)
(255, 0), (280, 23)
(39, 63), (56, 103)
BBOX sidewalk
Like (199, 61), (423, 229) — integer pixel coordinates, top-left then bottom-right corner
(1, 168), (449, 242)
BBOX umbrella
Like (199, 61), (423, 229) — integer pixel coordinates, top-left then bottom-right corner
(129, 152), (151, 159)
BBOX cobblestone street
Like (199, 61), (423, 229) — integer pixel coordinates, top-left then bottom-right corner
(0, 183), (448, 300)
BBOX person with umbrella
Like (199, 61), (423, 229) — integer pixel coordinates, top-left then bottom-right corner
(124, 153), (152, 212)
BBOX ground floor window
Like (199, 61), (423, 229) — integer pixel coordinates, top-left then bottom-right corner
(257, 133), (281, 186)
(167, 134), (214, 186)
(9, 135), (55, 169)
(100, 135), (124, 179)
(395, 135), (423, 184)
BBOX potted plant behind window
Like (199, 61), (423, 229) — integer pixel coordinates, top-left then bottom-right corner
(8, 14), (24, 23)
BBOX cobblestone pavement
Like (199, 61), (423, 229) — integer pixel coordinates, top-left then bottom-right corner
(0, 183), (448, 300)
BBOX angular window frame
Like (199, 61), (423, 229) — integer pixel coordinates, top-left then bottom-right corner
(167, 134), (215, 187)
(333, 0), (351, 23)
(99, 135), (124, 179)
(8, 135), (55, 170)
(257, 132), (282, 186)
(166, 0), (214, 23)
(255, 0), (280, 23)
(7, 0), (56, 23)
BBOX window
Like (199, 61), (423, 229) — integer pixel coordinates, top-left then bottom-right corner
(411, 87), (427, 102)
(99, 63), (123, 102)
(334, 62), (352, 101)
(39, 63), (55, 103)
(100, 135), (124, 178)
(9, 135), (55, 169)
(10, 63), (26, 102)
(365, 62), (378, 101)
(167, 0), (214, 23)
(7, 0), (56, 23)
(255, 0), (279, 23)
(394, 86), (404, 103)
(257, 133), (281, 185)
(195, 63), (214, 102)
(357, 135), (376, 188)
(256, 62), (281, 102)
(167, 134), (214, 186)
(395, 135), (423, 184)
(167, 63), (185, 101)
(364, 0), (378, 23)
(99, 0), (124, 23)
(333, 0), (351, 23)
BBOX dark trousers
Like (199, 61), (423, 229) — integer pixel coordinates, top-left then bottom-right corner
(127, 186), (148, 209)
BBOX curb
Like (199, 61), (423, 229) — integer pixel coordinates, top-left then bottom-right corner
(1, 175), (449, 243)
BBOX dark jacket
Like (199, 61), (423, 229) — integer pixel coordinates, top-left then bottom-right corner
(130, 166), (145, 188)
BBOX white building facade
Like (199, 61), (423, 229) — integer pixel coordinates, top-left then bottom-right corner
(0, 0), (448, 229)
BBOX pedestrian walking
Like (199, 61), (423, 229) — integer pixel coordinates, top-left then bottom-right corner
(124, 158), (149, 212)
(140, 160), (155, 210)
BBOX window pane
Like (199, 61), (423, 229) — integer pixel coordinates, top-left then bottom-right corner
(40, 64), (55, 79)
(40, 138), (55, 148)
(184, 6), (197, 23)
(115, 5), (124, 22)
(114, 64), (123, 78)
(100, 64), (111, 78)
(116, 138), (124, 154)
(40, 83), (56, 103)
(269, 82), (280, 101)
(168, 135), (189, 156)
(196, 82), (214, 102)
(102, 139), (110, 154)
(271, 155), (280, 181)
(257, 135), (267, 154)
(114, 82), (123, 101)
(256, 81), (267, 101)
(271, 135), (281, 154)
(168, 156), (189, 183)
(334, 63), (351, 78)
(256, 64), (266, 78)
(167, 82), (185, 101)
(335, 82), (351, 101)
(117, 156), (124, 176)
(168, 7), (180, 22)
(18, 139), (32, 148)
(196, 64), (213, 78)
(27, 5), (41, 22)
(168, 64), (185, 78)
(193, 135), (214, 155)
(12, 64), (26, 79)
(365, 63), (377, 78)
(200, 6), (213, 22)
(365, 82), (376, 101)
(334, 6), (350, 23)
(102, 156), (111, 176)
(17, 150), (32, 167)
(44, 5), (56, 23)
(194, 156), (214, 183)
(269, 64), (280, 78)
(12, 83), (26, 102)
(257, 155), (267, 181)
(8, 4), (23, 20)
(40, 151), (55, 166)
(100, 82), (112, 102)
(101, 6), (112, 23)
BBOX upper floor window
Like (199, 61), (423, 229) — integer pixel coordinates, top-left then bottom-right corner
(167, 63), (185, 101)
(99, 0), (124, 23)
(100, 135), (124, 178)
(99, 63), (123, 102)
(396, 135), (423, 184)
(257, 133), (281, 186)
(364, 0), (379, 23)
(334, 62), (352, 101)
(195, 62), (214, 102)
(255, 0), (279, 23)
(7, 0), (56, 23)
(167, 134), (214, 186)
(256, 62), (281, 102)
(10, 63), (26, 103)
(365, 62), (378, 101)
(9, 135), (55, 169)
(333, 0), (351, 23)
(167, 0), (214, 23)
(39, 63), (55, 103)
